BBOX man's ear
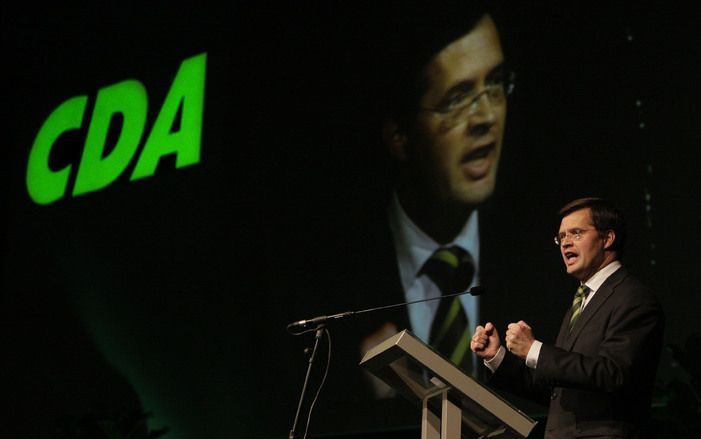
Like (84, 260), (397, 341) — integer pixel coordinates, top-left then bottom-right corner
(602, 230), (616, 250)
(383, 119), (409, 161)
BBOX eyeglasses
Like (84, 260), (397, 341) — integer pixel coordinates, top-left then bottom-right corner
(554, 228), (593, 246)
(420, 71), (515, 127)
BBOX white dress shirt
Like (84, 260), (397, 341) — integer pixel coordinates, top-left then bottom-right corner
(387, 193), (481, 346)
(485, 260), (623, 371)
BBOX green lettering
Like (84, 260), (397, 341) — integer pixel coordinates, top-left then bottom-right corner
(26, 95), (88, 205)
(131, 52), (206, 180)
(73, 80), (148, 196)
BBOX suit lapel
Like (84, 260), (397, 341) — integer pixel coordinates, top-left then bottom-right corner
(555, 307), (573, 347)
(562, 267), (629, 350)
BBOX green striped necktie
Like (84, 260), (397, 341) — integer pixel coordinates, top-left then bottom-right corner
(421, 246), (474, 373)
(569, 284), (591, 333)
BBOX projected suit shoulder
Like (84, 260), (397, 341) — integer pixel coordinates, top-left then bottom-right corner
(319, 10), (516, 405)
(302, 6), (554, 434)
(362, 11), (507, 391)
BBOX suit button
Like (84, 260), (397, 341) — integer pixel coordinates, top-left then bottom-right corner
(550, 391), (557, 400)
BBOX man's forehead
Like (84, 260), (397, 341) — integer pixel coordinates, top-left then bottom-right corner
(560, 208), (593, 229)
(425, 15), (503, 86)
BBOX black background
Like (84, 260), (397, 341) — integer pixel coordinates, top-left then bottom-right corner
(3, 2), (700, 438)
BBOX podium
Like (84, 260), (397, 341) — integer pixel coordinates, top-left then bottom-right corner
(360, 330), (537, 439)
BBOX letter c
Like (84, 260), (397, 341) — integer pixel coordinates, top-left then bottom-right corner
(26, 95), (88, 205)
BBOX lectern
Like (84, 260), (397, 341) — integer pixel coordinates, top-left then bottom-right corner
(360, 330), (537, 439)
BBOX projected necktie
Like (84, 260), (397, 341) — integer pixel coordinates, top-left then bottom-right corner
(569, 285), (591, 333)
(421, 246), (474, 373)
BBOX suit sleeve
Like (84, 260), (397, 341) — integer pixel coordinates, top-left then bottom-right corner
(534, 283), (664, 392)
(488, 350), (551, 405)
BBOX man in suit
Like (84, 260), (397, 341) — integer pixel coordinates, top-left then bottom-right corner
(471, 197), (664, 438)
(351, 2), (512, 394)
(305, 4), (546, 434)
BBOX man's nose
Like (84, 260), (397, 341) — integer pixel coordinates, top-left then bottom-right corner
(467, 94), (497, 135)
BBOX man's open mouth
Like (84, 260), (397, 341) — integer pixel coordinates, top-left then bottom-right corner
(462, 142), (495, 163)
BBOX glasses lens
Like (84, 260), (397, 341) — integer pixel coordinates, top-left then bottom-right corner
(506, 71), (516, 96)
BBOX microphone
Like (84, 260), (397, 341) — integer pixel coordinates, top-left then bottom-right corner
(287, 285), (485, 332)
(286, 311), (354, 331)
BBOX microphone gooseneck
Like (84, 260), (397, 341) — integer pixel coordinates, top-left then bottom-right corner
(286, 285), (485, 333)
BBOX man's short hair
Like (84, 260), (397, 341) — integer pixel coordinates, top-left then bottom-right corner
(372, 1), (498, 128)
(558, 197), (627, 256)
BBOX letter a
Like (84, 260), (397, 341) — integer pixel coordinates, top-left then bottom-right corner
(130, 52), (206, 180)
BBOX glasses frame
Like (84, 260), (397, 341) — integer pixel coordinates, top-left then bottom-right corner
(553, 228), (595, 246)
(420, 70), (516, 119)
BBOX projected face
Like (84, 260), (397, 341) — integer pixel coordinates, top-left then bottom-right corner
(395, 15), (507, 209)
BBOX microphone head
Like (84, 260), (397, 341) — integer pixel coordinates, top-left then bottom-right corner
(469, 286), (485, 296)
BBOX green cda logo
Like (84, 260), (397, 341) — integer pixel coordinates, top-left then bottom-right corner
(26, 52), (207, 205)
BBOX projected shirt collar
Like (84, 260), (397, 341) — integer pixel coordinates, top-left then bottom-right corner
(388, 192), (480, 293)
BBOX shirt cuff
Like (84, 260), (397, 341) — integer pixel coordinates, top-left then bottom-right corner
(483, 345), (506, 373)
(525, 340), (542, 369)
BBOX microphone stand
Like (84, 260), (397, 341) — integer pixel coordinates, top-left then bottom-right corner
(288, 324), (325, 439)
(285, 285), (484, 437)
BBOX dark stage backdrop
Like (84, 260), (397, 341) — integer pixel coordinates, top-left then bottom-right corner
(3, 2), (700, 438)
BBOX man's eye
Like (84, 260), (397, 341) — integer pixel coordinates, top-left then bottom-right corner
(446, 93), (470, 109)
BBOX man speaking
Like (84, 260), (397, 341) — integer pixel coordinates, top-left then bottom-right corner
(471, 197), (664, 438)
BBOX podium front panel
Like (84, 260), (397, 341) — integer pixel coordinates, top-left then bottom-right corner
(360, 330), (537, 438)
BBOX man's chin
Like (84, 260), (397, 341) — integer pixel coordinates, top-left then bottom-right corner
(566, 265), (587, 281)
(453, 181), (496, 206)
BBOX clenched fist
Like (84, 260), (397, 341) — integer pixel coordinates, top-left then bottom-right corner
(471, 322), (501, 360)
(505, 320), (534, 359)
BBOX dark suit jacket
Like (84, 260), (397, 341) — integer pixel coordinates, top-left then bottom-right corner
(490, 266), (664, 438)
